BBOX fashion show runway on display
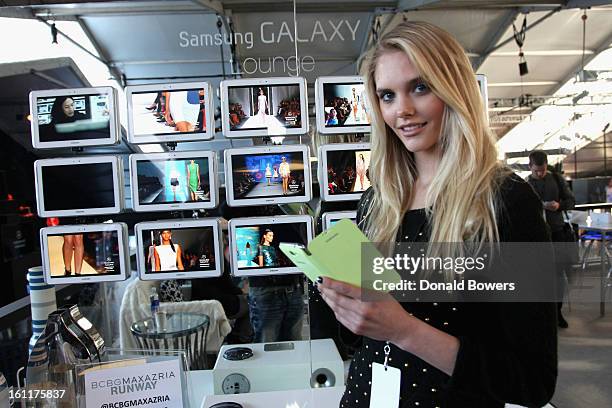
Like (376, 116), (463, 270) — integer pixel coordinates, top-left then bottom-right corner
(241, 114), (286, 132)
(246, 182), (288, 197)
(47, 236), (99, 276)
(133, 100), (178, 135)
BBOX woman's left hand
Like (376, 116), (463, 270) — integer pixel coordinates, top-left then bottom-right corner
(318, 277), (414, 344)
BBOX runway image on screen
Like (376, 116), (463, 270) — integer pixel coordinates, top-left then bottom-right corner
(131, 89), (207, 137)
(322, 83), (369, 128)
(140, 227), (217, 273)
(227, 84), (301, 132)
(327, 150), (371, 195)
(136, 158), (210, 205)
(36, 94), (111, 142)
(41, 163), (116, 211)
(46, 231), (121, 278)
(231, 152), (305, 200)
(234, 223), (308, 270)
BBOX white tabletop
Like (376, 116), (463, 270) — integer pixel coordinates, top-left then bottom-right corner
(188, 370), (345, 408)
(202, 386), (345, 408)
(187, 370), (557, 408)
(578, 223), (612, 232)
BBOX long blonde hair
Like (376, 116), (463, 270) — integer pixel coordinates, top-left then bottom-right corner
(360, 21), (507, 255)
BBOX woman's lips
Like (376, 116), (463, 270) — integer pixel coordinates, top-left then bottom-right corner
(397, 122), (427, 137)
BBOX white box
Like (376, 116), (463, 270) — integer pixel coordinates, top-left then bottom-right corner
(212, 339), (344, 395)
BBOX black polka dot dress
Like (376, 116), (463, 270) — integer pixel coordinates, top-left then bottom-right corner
(340, 178), (558, 408)
(341, 207), (457, 408)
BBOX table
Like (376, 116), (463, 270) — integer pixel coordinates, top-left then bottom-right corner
(131, 312), (209, 369)
(578, 223), (612, 316)
(187, 370), (556, 408)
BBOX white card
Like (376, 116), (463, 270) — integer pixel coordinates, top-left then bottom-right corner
(370, 362), (401, 408)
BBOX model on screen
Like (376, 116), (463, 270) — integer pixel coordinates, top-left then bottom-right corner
(257, 229), (278, 267)
(256, 88), (269, 120)
(265, 163), (272, 185)
(62, 234), (84, 276)
(356, 153), (367, 191)
(153, 230), (184, 271)
(279, 156), (291, 195)
(168, 90), (201, 132)
(187, 159), (200, 201)
(169, 168), (181, 201)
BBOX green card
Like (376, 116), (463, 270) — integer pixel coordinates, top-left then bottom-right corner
(280, 219), (401, 289)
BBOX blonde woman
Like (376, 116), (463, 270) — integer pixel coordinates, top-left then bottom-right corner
(318, 22), (557, 407)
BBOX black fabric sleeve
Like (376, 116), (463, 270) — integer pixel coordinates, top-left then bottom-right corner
(447, 175), (558, 407)
(557, 175), (576, 211)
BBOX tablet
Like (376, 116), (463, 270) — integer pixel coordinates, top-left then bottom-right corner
(228, 215), (313, 277)
(315, 76), (370, 134)
(126, 82), (214, 143)
(30, 87), (119, 149)
(40, 223), (129, 284)
(135, 218), (223, 280)
(322, 211), (357, 231)
(224, 144), (312, 207)
(129, 151), (218, 212)
(34, 155), (123, 217)
(220, 77), (309, 138)
(318, 143), (371, 202)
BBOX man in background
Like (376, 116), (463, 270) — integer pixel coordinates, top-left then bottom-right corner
(527, 150), (576, 328)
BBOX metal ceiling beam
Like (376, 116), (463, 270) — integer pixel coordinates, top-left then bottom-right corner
(28, 69), (72, 88)
(190, 0), (225, 15)
(76, 17), (126, 88)
(482, 7), (562, 56)
(34, 16), (106, 65)
(474, 8), (521, 71)
(354, 11), (376, 73)
(565, 0), (612, 8)
(397, 0), (441, 10)
(551, 27), (612, 96)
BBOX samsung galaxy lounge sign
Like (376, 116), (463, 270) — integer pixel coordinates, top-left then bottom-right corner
(178, 18), (362, 75)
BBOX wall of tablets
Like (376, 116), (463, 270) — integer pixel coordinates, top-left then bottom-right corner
(33, 75), (486, 284)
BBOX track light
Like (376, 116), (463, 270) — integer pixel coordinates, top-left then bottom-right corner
(518, 53), (528, 76)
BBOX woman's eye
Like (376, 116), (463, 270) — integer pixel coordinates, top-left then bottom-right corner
(414, 82), (430, 94)
(379, 92), (394, 102)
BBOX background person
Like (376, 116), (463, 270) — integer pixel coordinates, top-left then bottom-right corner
(526, 150), (576, 328)
(248, 228), (303, 343)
